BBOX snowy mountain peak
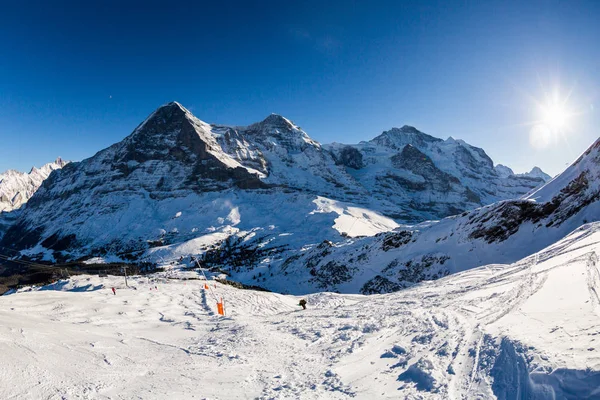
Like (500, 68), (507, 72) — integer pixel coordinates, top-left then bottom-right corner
(123, 100), (229, 164)
(523, 166), (552, 181)
(242, 113), (320, 149)
(494, 164), (551, 182)
(255, 113), (296, 130)
(370, 126), (443, 149)
(398, 125), (422, 134)
(55, 157), (68, 166)
(495, 164), (515, 178)
(0, 158), (69, 212)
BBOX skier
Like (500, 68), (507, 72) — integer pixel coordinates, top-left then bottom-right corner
(298, 299), (307, 310)
(111, 287), (116, 295)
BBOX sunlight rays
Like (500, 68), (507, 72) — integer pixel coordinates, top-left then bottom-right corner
(526, 80), (586, 150)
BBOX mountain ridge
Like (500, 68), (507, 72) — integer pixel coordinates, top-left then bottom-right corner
(0, 102), (560, 295)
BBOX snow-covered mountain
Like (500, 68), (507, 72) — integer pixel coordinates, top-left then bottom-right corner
(0, 103), (398, 264)
(213, 119), (549, 222)
(519, 166), (552, 181)
(0, 102), (550, 285)
(212, 114), (363, 200)
(258, 136), (600, 294)
(0, 158), (68, 212)
(495, 164), (552, 182)
(326, 127), (550, 221)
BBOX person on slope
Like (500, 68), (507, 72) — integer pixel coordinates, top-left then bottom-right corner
(298, 299), (307, 310)
(111, 287), (116, 295)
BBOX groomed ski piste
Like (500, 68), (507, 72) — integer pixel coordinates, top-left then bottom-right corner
(2, 224), (600, 399)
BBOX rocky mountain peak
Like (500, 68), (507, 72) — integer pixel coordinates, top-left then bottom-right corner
(527, 166), (551, 181)
(398, 125), (422, 134)
(371, 125), (443, 150)
(135, 101), (189, 133)
(54, 157), (68, 167)
(259, 113), (294, 129)
(119, 101), (224, 164)
(244, 114), (301, 137)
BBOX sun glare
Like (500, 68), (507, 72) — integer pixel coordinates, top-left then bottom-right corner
(526, 84), (584, 150)
(541, 102), (568, 130)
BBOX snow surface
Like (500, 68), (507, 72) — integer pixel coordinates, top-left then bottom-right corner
(2, 223), (600, 399)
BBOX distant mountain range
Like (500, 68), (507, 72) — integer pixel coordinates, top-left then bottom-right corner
(1, 102), (572, 294)
(0, 158), (68, 213)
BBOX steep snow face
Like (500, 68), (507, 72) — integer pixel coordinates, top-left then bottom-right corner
(212, 114), (365, 201)
(2, 225), (599, 398)
(525, 138), (600, 203)
(0, 158), (68, 212)
(261, 136), (600, 294)
(494, 164), (514, 178)
(326, 126), (549, 222)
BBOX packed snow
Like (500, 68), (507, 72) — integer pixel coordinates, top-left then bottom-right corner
(2, 222), (600, 399)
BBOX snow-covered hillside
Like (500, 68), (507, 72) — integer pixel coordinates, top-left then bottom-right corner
(2, 223), (599, 399)
(0, 157), (68, 212)
(0, 102), (547, 270)
(265, 136), (600, 294)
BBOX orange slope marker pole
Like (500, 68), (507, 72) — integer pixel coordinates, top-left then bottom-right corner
(194, 258), (226, 316)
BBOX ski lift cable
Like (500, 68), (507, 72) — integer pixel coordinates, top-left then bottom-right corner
(193, 258), (221, 303)
(0, 255), (60, 271)
(0, 253), (64, 271)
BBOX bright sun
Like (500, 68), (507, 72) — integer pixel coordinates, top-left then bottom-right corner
(527, 86), (580, 150)
(541, 102), (569, 130)
(525, 81), (588, 150)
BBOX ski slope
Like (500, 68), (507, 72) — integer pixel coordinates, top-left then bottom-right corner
(2, 224), (600, 399)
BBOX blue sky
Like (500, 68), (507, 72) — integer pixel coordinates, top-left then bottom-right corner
(1, 0), (598, 175)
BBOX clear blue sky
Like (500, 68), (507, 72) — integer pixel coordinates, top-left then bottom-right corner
(1, 0), (599, 175)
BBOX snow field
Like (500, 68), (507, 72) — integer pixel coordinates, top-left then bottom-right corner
(2, 222), (600, 399)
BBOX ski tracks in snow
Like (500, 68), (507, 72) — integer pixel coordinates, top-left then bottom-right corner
(3, 233), (600, 400)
